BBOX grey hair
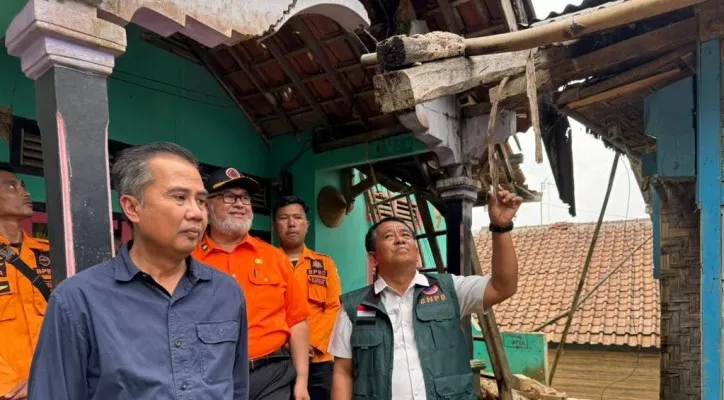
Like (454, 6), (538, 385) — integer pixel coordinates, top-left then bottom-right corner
(111, 141), (198, 201)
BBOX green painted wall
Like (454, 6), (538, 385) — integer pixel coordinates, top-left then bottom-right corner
(0, 0), (26, 38)
(268, 131), (446, 293)
(472, 324), (549, 384)
(0, 23), (270, 229)
(2, 4), (447, 291)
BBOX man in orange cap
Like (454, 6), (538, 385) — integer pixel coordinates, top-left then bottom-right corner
(0, 165), (50, 400)
(193, 167), (311, 400)
(273, 195), (341, 400)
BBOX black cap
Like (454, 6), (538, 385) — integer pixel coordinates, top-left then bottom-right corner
(205, 167), (260, 195)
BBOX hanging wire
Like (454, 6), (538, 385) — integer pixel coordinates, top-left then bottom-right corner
(599, 156), (643, 399)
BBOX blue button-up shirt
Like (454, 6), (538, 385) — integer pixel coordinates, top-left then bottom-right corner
(28, 243), (249, 400)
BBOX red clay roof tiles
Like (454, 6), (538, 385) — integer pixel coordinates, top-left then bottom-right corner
(475, 219), (659, 348)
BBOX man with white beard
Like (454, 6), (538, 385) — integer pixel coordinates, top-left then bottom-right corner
(193, 167), (311, 400)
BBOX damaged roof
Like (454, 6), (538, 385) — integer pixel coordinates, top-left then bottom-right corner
(475, 219), (659, 348)
(530, 0), (620, 24)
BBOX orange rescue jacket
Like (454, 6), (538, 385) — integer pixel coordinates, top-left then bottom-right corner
(289, 246), (341, 363)
(0, 232), (51, 394)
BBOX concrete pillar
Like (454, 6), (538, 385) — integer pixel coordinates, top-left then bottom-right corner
(436, 175), (481, 355)
(4, 0), (127, 285)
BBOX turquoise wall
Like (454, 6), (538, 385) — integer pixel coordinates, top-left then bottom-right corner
(2, 4), (447, 292)
(269, 131), (445, 293)
(0, 23), (270, 229)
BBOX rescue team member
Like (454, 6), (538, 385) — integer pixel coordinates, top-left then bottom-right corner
(29, 143), (250, 399)
(193, 168), (311, 400)
(0, 166), (50, 400)
(273, 196), (341, 400)
(329, 189), (522, 400)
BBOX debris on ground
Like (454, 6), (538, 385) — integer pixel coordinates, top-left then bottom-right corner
(480, 374), (591, 400)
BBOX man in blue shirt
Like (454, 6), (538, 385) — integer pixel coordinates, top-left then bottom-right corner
(28, 142), (249, 399)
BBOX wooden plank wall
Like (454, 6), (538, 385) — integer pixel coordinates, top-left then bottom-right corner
(548, 348), (659, 400)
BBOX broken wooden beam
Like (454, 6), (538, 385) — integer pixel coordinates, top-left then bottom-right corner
(376, 31), (465, 70)
(373, 50), (529, 113)
(361, 0), (704, 65)
(495, 17), (696, 108)
(567, 68), (686, 109)
(555, 49), (694, 106)
(500, 0), (519, 32)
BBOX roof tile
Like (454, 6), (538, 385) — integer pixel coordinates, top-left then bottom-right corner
(475, 219), (659, 348)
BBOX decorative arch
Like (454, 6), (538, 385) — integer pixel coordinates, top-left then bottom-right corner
(95, 0), (370, 48)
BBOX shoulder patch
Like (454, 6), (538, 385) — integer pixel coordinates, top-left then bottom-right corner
(309, 249), (331, 258)
(310, 259), (325, 269)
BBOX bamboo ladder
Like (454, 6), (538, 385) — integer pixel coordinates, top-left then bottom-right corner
(364, 185), (518, 400)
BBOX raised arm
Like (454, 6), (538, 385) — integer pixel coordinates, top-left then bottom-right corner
(482, 189), (522, 308)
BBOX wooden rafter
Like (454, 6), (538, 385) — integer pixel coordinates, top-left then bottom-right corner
(236, 63), (364, 98)
(513, 0), (529, 25)
(257, 88), (376, 122)
(227, 45), (296, 133)
(435, 0), (462, 34)
(567, 68), (686, 110)
(188, 41), (271, 145)
(264, 36), (331, 128)
(244, 33), (350, 68)
(500, 0), (519, 31)
(289, 18), (371, 130)
(556, 49), (694, 106)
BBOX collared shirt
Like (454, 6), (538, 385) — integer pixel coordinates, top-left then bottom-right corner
(289, 246), (341, 363)
(0, 232), (50, 394)
(28, 243), (249, 400)
(328, 272), (490, 400)
(193, 234), (309, 359)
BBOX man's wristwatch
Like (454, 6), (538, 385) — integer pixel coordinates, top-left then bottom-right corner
(489, 221), (514, 233)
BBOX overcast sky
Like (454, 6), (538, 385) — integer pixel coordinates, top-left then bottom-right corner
(470, 0), (649, 231)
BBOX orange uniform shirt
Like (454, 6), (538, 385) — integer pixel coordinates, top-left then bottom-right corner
(289, 246), (341, 363)
(193, 234), (310, 359)
(0, 233), (51, 394)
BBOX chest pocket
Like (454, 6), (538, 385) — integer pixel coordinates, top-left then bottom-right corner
(306, 263), (328, 305)
(0, 288), (17, 321)
(248, 267), (283, 309)
(416, 300), (457, 349)
(350, 329), (384, 397)
(196, 320), (239, 384)
(32, 292), (46, 316)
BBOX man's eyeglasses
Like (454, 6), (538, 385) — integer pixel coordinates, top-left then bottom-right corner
(210, 192), (252, 205)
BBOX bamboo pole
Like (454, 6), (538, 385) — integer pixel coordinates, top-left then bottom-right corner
(360, 0), (705, 66)
(548, 152), (620, 385)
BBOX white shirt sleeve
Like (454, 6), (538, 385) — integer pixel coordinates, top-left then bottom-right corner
(451, 274), (491, 317)
(327, 307), (353, 359)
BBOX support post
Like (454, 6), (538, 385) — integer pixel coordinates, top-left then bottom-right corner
(696, 38), (722, 400)
(436, 176), (480, 355)
(5, 0), (127, 286)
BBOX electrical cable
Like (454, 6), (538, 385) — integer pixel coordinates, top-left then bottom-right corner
(600, 156), (644, 399)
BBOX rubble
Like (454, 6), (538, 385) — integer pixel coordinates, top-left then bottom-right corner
(479, 374), (591, 400)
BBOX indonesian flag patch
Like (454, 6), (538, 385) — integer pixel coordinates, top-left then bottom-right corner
(356, 305), (375, 318)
